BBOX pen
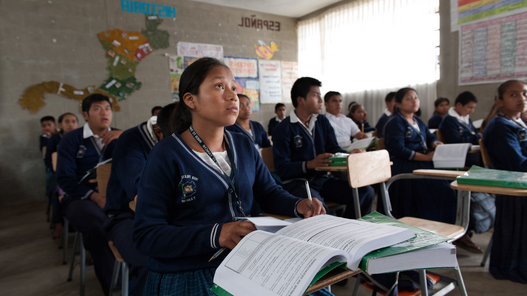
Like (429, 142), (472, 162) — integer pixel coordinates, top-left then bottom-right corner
(361, 121), (364, 134)
(209, 247), (226, 262)
(305, 181), (314, 214)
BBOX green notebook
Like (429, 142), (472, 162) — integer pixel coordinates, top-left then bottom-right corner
(456, 165), (527, 189)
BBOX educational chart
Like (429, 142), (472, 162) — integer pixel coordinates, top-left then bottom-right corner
(281, 61), (299, 101)
(459, 12), (527, 85)
(177, 42), (224, 60)
(451, 0), (527, 31)
(19, 16), (169, 113)
(224, 57), (261, 111)
(258, 60), (282, 104)
(169, 55), (185, 101)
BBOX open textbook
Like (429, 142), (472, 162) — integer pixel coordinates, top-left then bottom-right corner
(433, 143), (471, 168)
(211, 214), (414, 296)
(346, 137), (376, 151)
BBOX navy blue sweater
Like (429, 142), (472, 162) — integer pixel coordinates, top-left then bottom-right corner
(428, 113), (443, 129)
(57, 127), (117, 201)
(268, 117), (282, 136)
(483, 115), (527, 172)
(226, 121), (271, 149)
(44, 133), (62, 171)
(385, 113), (438, 162)
(272, 115), (344, 182)
(40, 134), (51, 152)
(133, 130), (302, 274)
(439, 114), (480, 145)
(103, 122), (157, 229)
(375, 113), (390, 138)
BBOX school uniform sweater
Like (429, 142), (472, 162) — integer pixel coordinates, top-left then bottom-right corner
(103, 122), (157, 229)
(428, 113), (443, 129)
(483, 115), (527, 172)
(267, 116), (283, 136)
(44, 133), (62, 171)
(56, 126), (117, 201)
(226, 121), (272, 149)
(439, 114), (480, 145)
(272, 113), (344, 182)
(375, 111), (390, 138)
(40, 134), (51, 152)
(133, 130), (302, 274)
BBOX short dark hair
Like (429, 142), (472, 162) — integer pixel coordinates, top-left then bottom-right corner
(496, 80), (527, 100)
(455, 91), (478, 106)
(434, 97), (450, 107)
(290, 77), (321, 108)
(238, 94), (250, 101)
(385, 92), (396, 103)
(156, 103), (178, 138)
(324, 91), (341, 103)
(173, 57), (229, 132)
(274, 103), (285, 111)
(82, 94), (112, 113)
(151, 106), (162, 116)
(40, 116), (55, 124)
(393, 87), (418, 115)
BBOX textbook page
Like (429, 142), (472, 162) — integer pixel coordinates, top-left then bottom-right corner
(347, 137), (375, 151)
(213, 230), (349, 296)
(433, 143), (471, 168)
(472, 119), (483, 129)
(236, 217), (291, 233)
(275, 215), (414, 270)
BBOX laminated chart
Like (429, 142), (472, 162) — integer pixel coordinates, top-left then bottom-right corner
(459, 12), (527, 85)
(457, 0), (527, 25)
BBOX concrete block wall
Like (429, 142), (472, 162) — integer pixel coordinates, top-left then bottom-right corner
(0, 0), (297, 205)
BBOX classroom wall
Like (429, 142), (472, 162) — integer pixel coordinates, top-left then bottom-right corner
(0, 0), (297, 205)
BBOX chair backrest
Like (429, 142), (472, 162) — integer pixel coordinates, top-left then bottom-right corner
(52, 152), (58, 172)
(261, 147), (275, 172)
(96, 163), (112, 199)
(372, 131), (379, 138)
(435, 129), (446, 143)
(376, 138), (385, 150)
(479, 139), (493, 167)
(347, 150), (391, 188)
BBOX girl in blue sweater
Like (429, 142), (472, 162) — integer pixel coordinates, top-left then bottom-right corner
(133, 58), (328, 296)
(483, 79), (527, 283)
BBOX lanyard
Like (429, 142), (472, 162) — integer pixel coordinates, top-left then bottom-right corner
(498, 112), (527, 129)
(188, 126), (246, 218)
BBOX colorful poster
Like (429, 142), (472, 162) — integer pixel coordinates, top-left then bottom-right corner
(177, 42), (224, 59)
(451, 0), (527, 31)
(224, 57), (259, 79)
(169, 55), (184, 101)
(236, 79), (260, 112)
(281, 61), (299, 102)
(459, 12), (527, 85)
(258, 60), (282, 104)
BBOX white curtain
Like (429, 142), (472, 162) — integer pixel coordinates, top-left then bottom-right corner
(298, 0), (439, 125)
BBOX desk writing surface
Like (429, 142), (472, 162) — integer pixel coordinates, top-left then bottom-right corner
(450, 180), (527, 196)
(305, 269), (358, 295)
(413, 169), (466, 178)
(315, 166), (347, 172)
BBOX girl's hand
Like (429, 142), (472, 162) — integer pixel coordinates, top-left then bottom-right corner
(218, 221), (256, 249)
(433, 141), (443, 148)
(296, 197), (326, 218)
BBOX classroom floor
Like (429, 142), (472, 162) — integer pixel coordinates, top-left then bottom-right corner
(0, 201), (525, 296)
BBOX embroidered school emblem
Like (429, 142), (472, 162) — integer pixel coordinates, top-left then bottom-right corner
(405, 129), (412, 138)
(178, 175), (198, 203)
(519, 130), (526, 142)
(294, 135), (303, 148)
(76, 145), (86, 158)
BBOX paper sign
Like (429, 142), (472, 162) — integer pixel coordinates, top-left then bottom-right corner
(281, 61), (298, 102)
(259, 60), (282, 104)
(224, 57), (258, 79)
(177, 42), (224, 59)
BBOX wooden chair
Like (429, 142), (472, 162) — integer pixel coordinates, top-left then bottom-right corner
(376, 138), (385, 150)
(52, 151), (72, 264)
(479, 139), (493, 168)
(348, 150), (468, 296)
(108, 241), (130, 296)
(435, 129), (446, 143)
(96, 163), (112, 198)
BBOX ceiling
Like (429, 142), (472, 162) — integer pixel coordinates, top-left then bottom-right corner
(187, 0), (343, 18)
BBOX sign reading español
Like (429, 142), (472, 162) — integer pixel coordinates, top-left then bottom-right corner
(121, 0), (176, 18)
(238, 16), (281, 31)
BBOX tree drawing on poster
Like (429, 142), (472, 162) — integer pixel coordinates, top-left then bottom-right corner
(224, 56), (260, 111)
(19, 16), (169, 113)
(259, 60), (282, 104)
(281, 61), (299, 101)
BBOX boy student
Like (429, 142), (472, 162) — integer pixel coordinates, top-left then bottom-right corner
(428, 97), (450, 129)
(40, 116), (57, 153)
(103, 103), (174, 296)
(268, 103), (286, 136)
(57, 94), (122, 295)
(272, 77), (374, 218)
(439, 91), (480, 145)
(324, 91), (367, 150)
(226, 94), (271, 150)
(151, 105), (162, 116)
(375, 92), (396, 138)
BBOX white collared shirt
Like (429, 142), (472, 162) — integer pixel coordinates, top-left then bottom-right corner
(146, 116), (159, 142)
(384, 109), (392, 117)
(325, 113), (360, 149)
(83, 123), (111, 150)
(290, 110), (318, 135)
(448, 107), (470, 126)
(274, 116), (283, 123)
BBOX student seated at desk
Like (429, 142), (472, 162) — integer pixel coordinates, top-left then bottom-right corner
(483, 79), (527, 283)
(132, 58), (329, 296)
(45, 112), (79, 239)
(103, 104), (174, 296)
(39, 115), (57, 153)
(57, 94), (122, 295)
(347, 102), (376, 134)
(226, 94), (271, 150)
(428, 97), (450, 129)
(375, 92), (396, 138)
(151, 105), (162, 116)
(384, 87), (457, 224)
(268, 103), (286, 136)
(324, 91), (367, 150)
(272, 77), (374, 219)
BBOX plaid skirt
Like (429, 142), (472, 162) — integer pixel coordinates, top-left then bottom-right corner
(143, 268), (334, 296)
